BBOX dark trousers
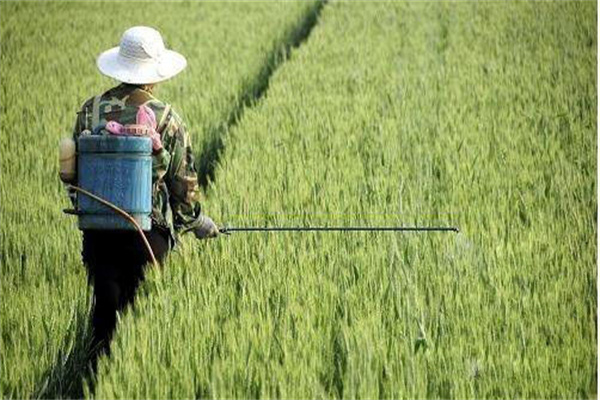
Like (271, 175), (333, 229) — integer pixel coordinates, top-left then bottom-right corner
(82, 228), (170, 355)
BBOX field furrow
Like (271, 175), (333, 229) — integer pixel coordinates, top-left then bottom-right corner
(0, 2), (318, 398)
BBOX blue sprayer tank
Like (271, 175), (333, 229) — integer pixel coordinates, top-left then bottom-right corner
(77, 135), (153, 231)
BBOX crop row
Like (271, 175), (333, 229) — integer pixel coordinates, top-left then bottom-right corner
(94, 1), (596, 399)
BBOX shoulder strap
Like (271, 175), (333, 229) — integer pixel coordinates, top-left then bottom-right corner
(91, 94), (102, 130)
(156, 104), (172, 133)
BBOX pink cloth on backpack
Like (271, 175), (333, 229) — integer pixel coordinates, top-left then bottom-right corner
(105, 120), (125, 135)
(137, 104), (156, 129)
(105, 105), (162, 151)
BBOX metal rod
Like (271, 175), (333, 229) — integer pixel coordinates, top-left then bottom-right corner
(219, 226), (459, 234)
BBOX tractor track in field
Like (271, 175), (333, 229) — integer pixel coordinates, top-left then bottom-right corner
(34, 2), (327, 398)
(197, 0), (327, 189)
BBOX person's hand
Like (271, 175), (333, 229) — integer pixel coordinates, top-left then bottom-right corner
(193, 215), (220, 239)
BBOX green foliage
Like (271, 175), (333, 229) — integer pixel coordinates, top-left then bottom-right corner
(1, 1), (596, 399)
(99, 1), (596, 398)
(0, 2), (316, 398)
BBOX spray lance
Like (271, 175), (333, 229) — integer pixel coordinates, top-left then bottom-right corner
(219, 225), (458, 234)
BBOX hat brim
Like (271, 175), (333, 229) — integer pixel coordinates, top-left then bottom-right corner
(97, 46), (187, 84)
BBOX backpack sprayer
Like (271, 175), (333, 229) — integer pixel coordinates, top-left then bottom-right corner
(60, 133), (459, 269)
(60, 132), (157, 264)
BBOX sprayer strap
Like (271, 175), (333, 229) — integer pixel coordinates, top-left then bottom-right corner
(91, 94), (102, 131)
(157, 104), (171, 134)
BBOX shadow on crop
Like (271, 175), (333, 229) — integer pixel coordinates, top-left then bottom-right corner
(35, 310), (98, 399)
(319, 301), (348, 399)
(197, 0), (328, 189)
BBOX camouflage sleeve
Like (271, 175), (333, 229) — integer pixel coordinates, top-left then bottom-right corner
(152, 148), (171, 182)
(163, 110), (204, 234)
(67, 103), (90, 206)
(72, 97), (93, 139)
(73, 113), (82, 138)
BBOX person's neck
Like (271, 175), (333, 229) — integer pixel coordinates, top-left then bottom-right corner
(120, 82), (154, 94)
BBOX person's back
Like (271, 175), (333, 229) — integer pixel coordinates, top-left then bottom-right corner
(74, 83), (186, 241)
(76, 83), (169, 136)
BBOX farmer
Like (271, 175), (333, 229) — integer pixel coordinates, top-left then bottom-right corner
(70, 26), (219, 354)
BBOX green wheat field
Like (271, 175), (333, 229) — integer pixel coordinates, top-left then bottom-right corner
(0, 1), (596, 399)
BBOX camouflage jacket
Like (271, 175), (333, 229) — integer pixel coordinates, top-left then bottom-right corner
(72, 83), (203, 242)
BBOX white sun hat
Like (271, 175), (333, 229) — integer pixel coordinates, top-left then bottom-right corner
(97, 26), (187, 84)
